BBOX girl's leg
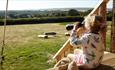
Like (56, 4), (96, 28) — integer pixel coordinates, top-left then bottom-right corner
(54, 63), (68, 70)
(67, 54), (75, 61)
(67, 61), (79, 70)
(56, 53), (79, 66)
(54, 57), (70, 69)
(67, 54), (79, 70)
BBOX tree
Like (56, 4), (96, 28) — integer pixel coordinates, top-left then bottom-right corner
(8, 13), (17, 18)
(107, 11), (112, 21)
(84, 9), (93, 16)
(68, 9), (79, 16)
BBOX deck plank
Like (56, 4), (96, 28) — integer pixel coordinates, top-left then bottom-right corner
(92, 52), (115, 70)
(102, 52), (115, 68)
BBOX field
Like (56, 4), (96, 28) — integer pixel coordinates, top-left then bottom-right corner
(0, 22), (111, 70)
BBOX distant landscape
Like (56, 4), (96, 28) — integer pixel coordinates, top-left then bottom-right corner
(0, 8), (112, 25)
(0, 8), (112, 18)
(0, 8), (93, 18)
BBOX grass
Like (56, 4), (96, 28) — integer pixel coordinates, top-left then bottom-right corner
(59, 22), (75, 25)
(0, 23), (68, 70)
(106, 21), (112, 50)
(0, 21), (112, 70)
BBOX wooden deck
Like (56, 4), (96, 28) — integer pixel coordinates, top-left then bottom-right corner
(91, 52), (115, 70)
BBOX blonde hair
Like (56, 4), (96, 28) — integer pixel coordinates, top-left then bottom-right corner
(85, 15), (103, 33)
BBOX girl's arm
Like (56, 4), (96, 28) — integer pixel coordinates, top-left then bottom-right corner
(70, 25), (88, 47)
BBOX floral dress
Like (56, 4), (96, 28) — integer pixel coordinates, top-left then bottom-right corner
(70, 32), (105, 68)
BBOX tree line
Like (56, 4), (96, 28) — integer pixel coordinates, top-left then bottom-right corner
(0, 9), (112, 20)
(0, 9), (112, 25)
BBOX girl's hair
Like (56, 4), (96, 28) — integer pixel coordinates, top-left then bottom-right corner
(85, 15), (103, 33)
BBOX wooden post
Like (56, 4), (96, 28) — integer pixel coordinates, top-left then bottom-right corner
(110, 0), (115, 52)
(99, 0), (108, 49)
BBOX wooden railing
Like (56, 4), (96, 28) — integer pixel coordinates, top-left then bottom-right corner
(53, 0), (109, 63)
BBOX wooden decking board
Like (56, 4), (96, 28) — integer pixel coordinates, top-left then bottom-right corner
(103, 52), (115, 61)
(95, 52), (115, 70)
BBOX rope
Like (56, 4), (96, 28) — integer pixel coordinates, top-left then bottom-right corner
(0, 0), (9, 70)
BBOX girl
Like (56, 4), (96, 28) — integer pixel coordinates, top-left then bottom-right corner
(68, 15), (105, 70)
(53, 15), (105, 70)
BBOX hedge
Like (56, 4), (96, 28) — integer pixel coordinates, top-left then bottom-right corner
(0, 16), (84, 25)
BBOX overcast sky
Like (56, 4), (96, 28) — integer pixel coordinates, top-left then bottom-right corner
(0, 0), (113, 10)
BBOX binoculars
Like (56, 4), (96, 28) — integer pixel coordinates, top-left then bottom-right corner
(66, 22), (84, 31)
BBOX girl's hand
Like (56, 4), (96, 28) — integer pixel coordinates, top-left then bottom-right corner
(71, 23), (79, 37)
(72, 23), (81, 31)
(71, 22), (83, 37)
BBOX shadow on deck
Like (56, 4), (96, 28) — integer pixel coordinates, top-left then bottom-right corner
(93, 64), (115, 70)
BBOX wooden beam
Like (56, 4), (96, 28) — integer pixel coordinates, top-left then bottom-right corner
(98, 0), (108, 49)
(110, 0), (115, 52)
(89, 0), (109, 16)
(53, 39), (73, 62)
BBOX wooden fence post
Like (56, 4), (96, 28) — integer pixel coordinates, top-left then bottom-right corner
(110, 0), (115, 52)
(99, 0), (108, 49)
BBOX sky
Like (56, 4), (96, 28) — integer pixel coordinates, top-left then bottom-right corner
(0, 0), (113, 10)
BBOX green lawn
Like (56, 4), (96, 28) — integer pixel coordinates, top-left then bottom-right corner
(0, 23), (69, 70)
(106, 21), (112, 50)
(0, 22), (111, 70)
